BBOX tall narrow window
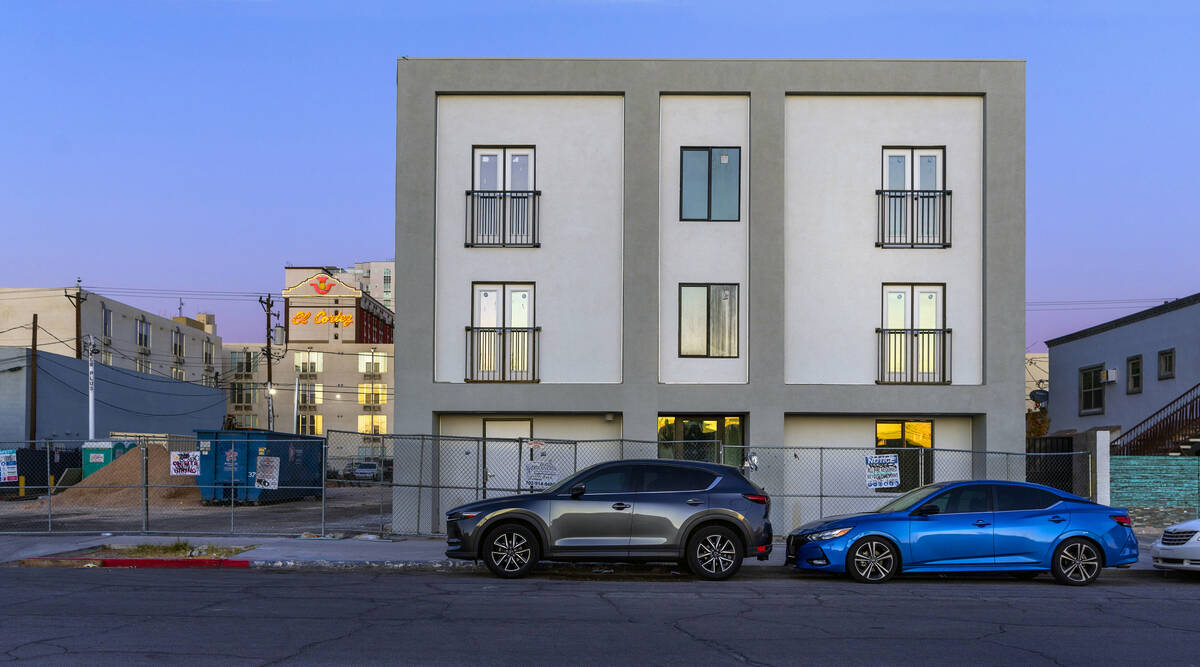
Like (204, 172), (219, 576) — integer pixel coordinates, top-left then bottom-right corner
(203, 339), (214, 366)
(1126, 355), (1142, 394)
(678, 284), (739, 358)
(101, 304), (112, 337)
(467, 282), (538, 381)
(878, 147), (950, 247)
(467, 146), (538, 247)
(135, 318), (151, 347)
(680, 147), (741, 221)
(1079, 365), (1105, 416)
(1158, 348), (1176, 380)
(294, 351), (324, 373)
(171, 328), (185, 357)
(879, 284), (948, 383)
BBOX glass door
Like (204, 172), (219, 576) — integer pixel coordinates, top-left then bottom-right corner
(472, 284), (501, 380)
(882, 149), (910, 243)
(913, 149), (944, 244)
(883, 286), (910, 382)
(473, 149), (504, 242)
(506, 149), (535, 241)
(505, 285), (534, 381)
(914, 286), (944, 383)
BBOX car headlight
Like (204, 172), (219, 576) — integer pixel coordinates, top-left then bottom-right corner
(809, 527), (853, 541)
(446, 511), (480, 521)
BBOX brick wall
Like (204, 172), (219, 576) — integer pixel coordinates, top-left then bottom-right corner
(1111, 456), (1199, 526)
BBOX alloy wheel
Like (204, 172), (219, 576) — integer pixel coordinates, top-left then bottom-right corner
(852, 539), (895, 582)
(490, 531), (532, 574)
(695, 533), (737, 575)
(1057, 541), (1100, 584)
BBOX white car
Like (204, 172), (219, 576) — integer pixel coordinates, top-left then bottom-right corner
(1151, 519), (1200, 572)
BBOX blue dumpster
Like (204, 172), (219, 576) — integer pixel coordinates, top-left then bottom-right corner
(194, 430), (324, 504)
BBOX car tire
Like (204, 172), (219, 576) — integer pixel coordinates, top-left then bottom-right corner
(686, 525), (743, 581)
(482, 523), (539, 579)
(1051, 538), (1102, 586)
(846, 536), (898, 584)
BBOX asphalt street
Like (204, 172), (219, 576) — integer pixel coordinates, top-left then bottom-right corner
(4, 568), (1199, 666)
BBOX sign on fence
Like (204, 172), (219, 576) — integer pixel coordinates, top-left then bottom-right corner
(865, 454), (900, 489)
(255, 456), (280, 489)
(523, 460), (558, 490)
(170, 451), (201, 476)
(0, 450), (15, 483)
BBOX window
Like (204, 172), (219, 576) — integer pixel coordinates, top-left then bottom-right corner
(923, 485), (991, 514)
(135, 358), (151, 374)
(170, 367), (185, 381)
(358, 352), (387, 373)
(357, 415), (386, 435)
(878, 147), (949, 247)
(875, 420), (934, 492)
(232, 414), (259, 429)
(579, 466), (635, 494)
(233, 350), (256, 374)
(641, 465), (716, 493)
(879, 284), (948, 384)
(993, 485), (1062, 512)
(171, 328), (185, 357)
(657, 415), (744, 464)
(678, 284), (738, 358)
(229, 382), (256, 405)
(467, 146), (539, 247)
(135, 317), (150, 347)
(102, 304), (112, 337)
(680, 147), (741, 221)
(201, 374), (216, 388)
(1126, 355), (1143, 394)
(468, 283), (537, 382)
(1158, 348), (1176, 380)
(203, 339), (214, 366)
(1079, 365), (1105, 415)
(299, 383), (323, 405)
(358, 383), (387, 405)
(297, 414), (323, 435)
(101, 350), (113, 366)
(383, 269), (391, 286)
(294, 351), (323, 374)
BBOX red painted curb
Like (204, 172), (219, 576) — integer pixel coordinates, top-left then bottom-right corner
(25, 557), (251, 569)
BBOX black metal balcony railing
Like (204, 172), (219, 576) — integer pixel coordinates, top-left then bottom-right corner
(465, 190), (541, 247)
(465, 326), (541, 382)
(876, 328), (952, 384)
(876, 190), (952, 248)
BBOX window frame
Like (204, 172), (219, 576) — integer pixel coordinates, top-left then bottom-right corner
(1158, 348), (1176, 380)
(874, 419), (934, 493)
(1126, 355), (1142, 395)
(575, 464), (639, 496)
(470, 145), (537, 193)
(678, 146), (742, 222)
(1079, 364), (1105, 416)
(101, 303), (112, 337)
(677, 283), (740, 359)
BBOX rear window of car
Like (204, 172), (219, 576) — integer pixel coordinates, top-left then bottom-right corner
(641, 465), (716, 492)
(994, 485), (1062, 511)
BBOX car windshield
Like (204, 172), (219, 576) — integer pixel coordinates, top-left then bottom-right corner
(875, 485), (945, 513)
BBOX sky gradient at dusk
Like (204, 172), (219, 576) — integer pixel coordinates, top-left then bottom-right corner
(2, 0), (1197, 346)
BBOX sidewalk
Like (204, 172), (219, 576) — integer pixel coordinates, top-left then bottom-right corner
(0, 532), (1165, 575)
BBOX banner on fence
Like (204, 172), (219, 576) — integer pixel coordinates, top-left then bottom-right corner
(865, 454), (900, 489)
(523, 460), (558, 490)
(0, 450), (15, 483)
(255, 456), (280, 489)
(170, 451), (201, 476)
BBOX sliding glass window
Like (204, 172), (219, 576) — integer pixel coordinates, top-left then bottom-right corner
(680, 147), (741, 221)
(679, 283), (739, 358)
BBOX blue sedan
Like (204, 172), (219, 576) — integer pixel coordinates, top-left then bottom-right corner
(785, 480), (1138, 585)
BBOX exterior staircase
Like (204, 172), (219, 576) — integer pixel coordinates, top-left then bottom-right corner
(1112, 381), (1200, 455)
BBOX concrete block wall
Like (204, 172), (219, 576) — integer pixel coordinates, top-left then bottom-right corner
(1111, 456), (1199, 526)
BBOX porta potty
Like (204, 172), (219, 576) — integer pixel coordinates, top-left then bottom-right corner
(194, 430), (324, 504)
(81, 440), (136, 479)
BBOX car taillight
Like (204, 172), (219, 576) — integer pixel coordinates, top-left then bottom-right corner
(1111, 515), (1132, 527)
(743, 494), (768, 505)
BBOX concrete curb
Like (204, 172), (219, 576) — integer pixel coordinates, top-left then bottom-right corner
(20, 557), (250, 569)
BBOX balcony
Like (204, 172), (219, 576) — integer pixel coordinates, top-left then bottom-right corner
(875, 190), (952, 248)
(465, 326), (541, 382)
(876, 328), (952, 384)
(465, 190), (541, 247)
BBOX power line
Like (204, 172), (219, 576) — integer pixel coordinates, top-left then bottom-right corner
(37, 354), (222, 398)
(37, 365), (228, 417)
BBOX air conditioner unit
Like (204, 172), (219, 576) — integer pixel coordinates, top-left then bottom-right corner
(1102, 368), (1118, 384)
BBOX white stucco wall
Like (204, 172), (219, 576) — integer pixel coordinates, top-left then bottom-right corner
(658, 96), (749, 383)
(434, 96), (624, 383)
(783, 96), (984, 384)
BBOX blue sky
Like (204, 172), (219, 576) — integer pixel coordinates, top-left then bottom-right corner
(1, 0), (1197, 346)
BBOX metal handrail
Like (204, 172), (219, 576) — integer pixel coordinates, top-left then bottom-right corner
(875, 328), (952, 384)
(464, 190), (541, 247)
(875, 189), (952, 248)
(464, 326), (541, 382)
(1112, 380), (1200, 455)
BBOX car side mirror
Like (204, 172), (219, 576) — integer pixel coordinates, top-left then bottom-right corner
(914, 504), (940, 516)
(569, 483), (586, 498)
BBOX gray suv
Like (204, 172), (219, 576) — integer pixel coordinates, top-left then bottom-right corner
(445, 459), (772, 580)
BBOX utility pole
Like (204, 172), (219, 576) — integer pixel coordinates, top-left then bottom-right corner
(259, 294), (277, 431)
(85, 334), (99, 440)
(63, 278), (87, 359)
(29, 314), (38, 443)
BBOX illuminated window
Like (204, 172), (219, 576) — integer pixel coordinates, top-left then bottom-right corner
(171, 367), (185, 380)
(298, 414), (323, 435)
(294, 351), (324, 373)
(358, 383), (387, 405)
(358, 352), (387, 373)
(875, 420), (934, 492)
(299, 383), (323, 405)
(358, 415), (386, 434)
(135, 358), (151, 374)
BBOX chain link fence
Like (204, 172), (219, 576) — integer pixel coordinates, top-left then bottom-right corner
(0, 433), (1093, 537)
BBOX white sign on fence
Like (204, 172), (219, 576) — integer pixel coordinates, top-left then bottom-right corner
(255, 456), (280, 490)
(523, 460), (558, 490)
(170, 451), (201, 476)
(865, 454), (901, 489)
(0, 449), (16, 483)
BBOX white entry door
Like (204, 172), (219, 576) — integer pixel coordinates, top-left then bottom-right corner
(483, 419), (531, 497)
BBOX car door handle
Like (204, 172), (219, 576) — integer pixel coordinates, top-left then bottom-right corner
(686, 498), (703, 506)
(611, 503), (631, 511)
(973, 520), (991, 527)
(1049, 516), (1066, 523)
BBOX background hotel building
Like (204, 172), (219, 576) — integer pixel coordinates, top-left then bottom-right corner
(222, 267), (394, 436)
(395, 58), (1025, 458)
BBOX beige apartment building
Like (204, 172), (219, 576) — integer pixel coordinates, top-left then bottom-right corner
(334, 260), (394, 312)
(0, 287), (221, 385)
(222, 267), (394, 437)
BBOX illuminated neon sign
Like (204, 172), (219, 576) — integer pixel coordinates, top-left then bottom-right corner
(309, 276), (335, 294)
(291, 311), (353, 326)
